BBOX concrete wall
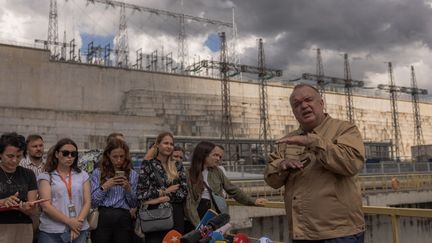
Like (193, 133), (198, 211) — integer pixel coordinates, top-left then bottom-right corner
(1, 43), (432, 157)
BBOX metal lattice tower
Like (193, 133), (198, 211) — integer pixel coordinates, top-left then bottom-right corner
(47, 0), (59, 59)
(383, 62), (402, 160)
(115, 3), (129, 67)
(178, 14), (188, 73)
(316, 48), (325, 95)
(344, 53), (355, 123)
(88, 0), (232, 70)
(219, 32), (234, 154)
(230, 8), (239, 71)
(258, 39), (271, 154)
(410, 66), (425, 146)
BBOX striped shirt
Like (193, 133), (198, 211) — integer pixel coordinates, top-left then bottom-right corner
(20, 156), (46, 177)
(90, 168), (138, 209)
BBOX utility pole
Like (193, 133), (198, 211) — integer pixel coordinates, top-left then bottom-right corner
(257, 39), (271, 155)
(47, 0), (59, 59)
(344, 53), (355, 123)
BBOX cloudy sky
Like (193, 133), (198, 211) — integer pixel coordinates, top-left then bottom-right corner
(1, 0), (432, 96)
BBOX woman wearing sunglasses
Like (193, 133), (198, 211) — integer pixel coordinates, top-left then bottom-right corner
(38, 138), (91, 243)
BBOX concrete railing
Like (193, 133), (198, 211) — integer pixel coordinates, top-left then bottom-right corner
(226, 200), (432, 243)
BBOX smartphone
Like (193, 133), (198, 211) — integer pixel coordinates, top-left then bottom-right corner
(115, 170), (125, 177)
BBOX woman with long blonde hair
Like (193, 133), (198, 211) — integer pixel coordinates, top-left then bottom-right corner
(136, 132), (187, 243)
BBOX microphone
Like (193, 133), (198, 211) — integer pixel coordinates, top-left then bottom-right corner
(214, 223), (232, 234)
(181, 214), (230, 243)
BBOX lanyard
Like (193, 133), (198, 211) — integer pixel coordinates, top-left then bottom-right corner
(57, 169), (72, 203)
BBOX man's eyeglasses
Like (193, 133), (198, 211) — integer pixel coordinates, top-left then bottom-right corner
(60, 150), (78, 158)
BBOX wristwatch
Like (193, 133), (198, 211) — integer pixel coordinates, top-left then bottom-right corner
(99, 186), (105, 191)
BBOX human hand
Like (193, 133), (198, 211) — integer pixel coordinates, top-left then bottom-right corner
(129, 208), (137, 219)
(279, 159), (305, 171)
(67, 218), (83, 234)
(121, 177), (131, 192)
(102, 177), (125, 190)
(158, 196), (170, 204)
(19, 201), (37, 211)
(254, 198), (269, 206)
(276, 135), (311, 147)
(165, 184), (180, 194)
(2, 192), (20, 208)
(71, 230), (79, 241)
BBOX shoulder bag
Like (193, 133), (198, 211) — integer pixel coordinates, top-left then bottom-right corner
(136, 160), (174, 233)
(204, 182), (228, 214)
(87, 207), (99, 230)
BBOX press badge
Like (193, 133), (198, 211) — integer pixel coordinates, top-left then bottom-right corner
(68, 204), (77, 218)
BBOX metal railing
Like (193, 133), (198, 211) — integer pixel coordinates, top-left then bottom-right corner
(226, 200), (432, 243)
(229, 173), (432, 200)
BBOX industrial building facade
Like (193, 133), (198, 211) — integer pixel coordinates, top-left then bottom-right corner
(1, 44), (431, 160)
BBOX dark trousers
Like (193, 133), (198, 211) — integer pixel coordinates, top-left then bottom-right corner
(91, 207), (133, 243)
(292, 232), (364, 243)
(145, 202), (185, 243)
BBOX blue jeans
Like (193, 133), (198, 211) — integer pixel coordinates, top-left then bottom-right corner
(38, 230), (88, 243)
(292, 232), (364, 243)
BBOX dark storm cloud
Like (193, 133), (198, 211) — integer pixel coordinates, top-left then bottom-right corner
(2, 0), (432, 92)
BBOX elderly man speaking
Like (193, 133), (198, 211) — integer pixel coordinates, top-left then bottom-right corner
(264, 83), (365, 243)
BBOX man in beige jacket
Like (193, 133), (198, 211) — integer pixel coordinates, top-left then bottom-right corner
(264, 84), (365, 242)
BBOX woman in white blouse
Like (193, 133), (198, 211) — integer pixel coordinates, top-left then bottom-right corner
(38, 138), (91, 243)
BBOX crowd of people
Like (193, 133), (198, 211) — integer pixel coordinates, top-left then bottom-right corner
(1, 83), (366, 243)
(0, 131), (267, 243)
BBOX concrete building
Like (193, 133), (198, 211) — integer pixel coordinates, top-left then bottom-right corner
(1, 43), (431, 159)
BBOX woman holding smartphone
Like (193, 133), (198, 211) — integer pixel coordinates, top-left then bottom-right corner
(137, 132), (187, 243)
(90, 138), (138, 243)
(38, 138), (91, 243)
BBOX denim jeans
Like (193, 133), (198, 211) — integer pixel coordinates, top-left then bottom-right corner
(38, 230), (88, 243)
(292, 232), (364, 243)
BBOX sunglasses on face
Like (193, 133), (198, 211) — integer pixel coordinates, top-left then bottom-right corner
(60, 150), (78, 158)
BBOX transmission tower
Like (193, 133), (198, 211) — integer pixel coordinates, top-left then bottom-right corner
(230, 8), (239, 72)
(344, 53), (355, 123)
(88, 0), (232, 70)
(409, 66), (426, 146)
(219, 32), (235, 160)
(379, 62), (401, 160)
(316, 48), (325, 95)
(377, 64), (428, 160)
(178, 14), (188, 73)
(47, 0), (59, 59)
(257, 39), (271, 155)
(115, 3), (129, 67)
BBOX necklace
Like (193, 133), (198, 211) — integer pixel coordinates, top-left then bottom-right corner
(0, 166), (14, 184)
